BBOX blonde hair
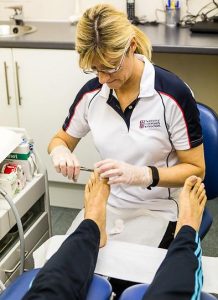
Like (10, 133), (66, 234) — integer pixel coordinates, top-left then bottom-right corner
(76, 4), (152, 70)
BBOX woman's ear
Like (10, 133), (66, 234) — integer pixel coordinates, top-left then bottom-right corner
(130, 38), (137, 53)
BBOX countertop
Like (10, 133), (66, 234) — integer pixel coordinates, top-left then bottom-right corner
(0, 21), (217, 54)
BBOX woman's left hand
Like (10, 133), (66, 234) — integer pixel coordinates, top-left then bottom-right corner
(95, 159), (152, 187)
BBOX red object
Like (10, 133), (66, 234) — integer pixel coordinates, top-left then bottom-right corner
(2, 163), (18, 174)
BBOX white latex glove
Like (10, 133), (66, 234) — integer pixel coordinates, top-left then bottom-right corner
(95, 159), (152, 187)
(50, 145), (80, 181)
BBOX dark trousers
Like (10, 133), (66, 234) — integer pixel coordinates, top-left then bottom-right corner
(23, 220), (202, 300)
(142, 225), (203, 300)
(23, 219), (100, 300)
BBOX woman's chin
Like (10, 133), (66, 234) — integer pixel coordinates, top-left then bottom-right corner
(106, 80), (121, 89)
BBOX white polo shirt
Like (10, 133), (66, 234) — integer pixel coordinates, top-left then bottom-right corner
(63, 55), (202, 221)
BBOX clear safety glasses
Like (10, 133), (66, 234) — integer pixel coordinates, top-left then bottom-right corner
(83, 38), (132, 75)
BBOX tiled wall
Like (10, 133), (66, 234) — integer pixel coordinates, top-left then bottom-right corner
(0, 0), (211, 22)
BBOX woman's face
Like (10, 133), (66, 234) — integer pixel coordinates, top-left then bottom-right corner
(92, 42), (136, 90)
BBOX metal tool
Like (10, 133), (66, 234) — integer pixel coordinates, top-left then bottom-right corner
(80, 166), (94, 172)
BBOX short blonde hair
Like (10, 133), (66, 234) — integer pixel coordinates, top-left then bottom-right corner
(76, 4), (152, 70)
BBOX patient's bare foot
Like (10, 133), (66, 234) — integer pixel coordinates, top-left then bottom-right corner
(175, 176), (207, 236)
(84, 171), (110, 247)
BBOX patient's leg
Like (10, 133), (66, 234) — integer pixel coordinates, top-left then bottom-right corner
(23, 172), (110, 300)
(175, 175), (207, 236)
(142, 176), (207, 300)
(84, 171), (110, 247)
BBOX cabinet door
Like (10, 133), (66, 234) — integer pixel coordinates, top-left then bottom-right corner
(12, 49), (100, 184)
(0, 49), (18, 127)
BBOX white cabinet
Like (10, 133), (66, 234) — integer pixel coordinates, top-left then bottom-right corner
(0, 49), (18, 127)
(0, 48), (100, 184)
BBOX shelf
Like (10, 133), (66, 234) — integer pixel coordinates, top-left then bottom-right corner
(0, 174), (45, 239)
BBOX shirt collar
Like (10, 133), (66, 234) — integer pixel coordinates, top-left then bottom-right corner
(99, 82), (111, 99)
(98, 54), (155, 100)
(136, 54), (155, 98)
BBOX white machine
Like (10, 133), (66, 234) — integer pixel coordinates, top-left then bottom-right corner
(0, 127), (51, 287)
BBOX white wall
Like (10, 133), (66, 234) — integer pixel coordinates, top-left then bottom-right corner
(0, 0), (214, 22)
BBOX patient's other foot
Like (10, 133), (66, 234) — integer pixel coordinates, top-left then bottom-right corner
(84, 171), (110, 247)
(175, 176), (207, 236)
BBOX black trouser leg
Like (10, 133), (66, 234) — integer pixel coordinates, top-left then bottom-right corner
(158, 221), (177, 249)
(23, 219), (100, 300)
(143, 225), (203, 300)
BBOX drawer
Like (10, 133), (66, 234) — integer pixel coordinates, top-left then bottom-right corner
(4, 231), (49, 287)
(0, 212), (48, 283)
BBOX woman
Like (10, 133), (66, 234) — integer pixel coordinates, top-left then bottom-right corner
(48, 4), (205, 249)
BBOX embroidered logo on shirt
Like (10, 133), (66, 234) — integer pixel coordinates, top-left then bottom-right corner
(139, 119), (161, 129)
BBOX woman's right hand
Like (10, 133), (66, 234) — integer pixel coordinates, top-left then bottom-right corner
(50, 145), (80, 181)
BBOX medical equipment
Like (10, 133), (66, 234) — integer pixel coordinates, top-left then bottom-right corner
(4, 141), (36, 181)
(0, 127), (51, 287)
(0, 172), (17, 198)
(80, 166), (94, 172)
(0, 188), (25, 276)
(1, 163), (26, 193)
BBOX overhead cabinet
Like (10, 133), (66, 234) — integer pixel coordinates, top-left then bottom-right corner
(0, 48), (100, 184)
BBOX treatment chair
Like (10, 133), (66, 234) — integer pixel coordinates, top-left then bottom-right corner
(0, 270), (112, 300)
(197, 103), (218, 238)
(119, 283), (217, 300)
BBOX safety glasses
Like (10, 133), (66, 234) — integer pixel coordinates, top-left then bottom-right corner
(83, 37), (132, 75)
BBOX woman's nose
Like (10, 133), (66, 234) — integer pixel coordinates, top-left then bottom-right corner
(98, 72), (111, 84)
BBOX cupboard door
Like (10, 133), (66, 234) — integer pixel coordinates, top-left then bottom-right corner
(0, 49), (18, 127)
(12, 49), (100, 184)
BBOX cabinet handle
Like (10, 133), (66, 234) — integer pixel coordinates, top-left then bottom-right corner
(15, 61), (22, 105)
(3, 62), (11, 105)
(2, 251), (28, 274)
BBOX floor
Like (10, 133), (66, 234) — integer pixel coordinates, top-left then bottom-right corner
(201, 199), (218, 257)
(51, 199), (218, 298)
(51, 206), (80, 235)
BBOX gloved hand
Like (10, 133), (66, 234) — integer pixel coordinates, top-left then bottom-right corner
(95, 159), (152, 187)
(50, 145), (80, 181)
